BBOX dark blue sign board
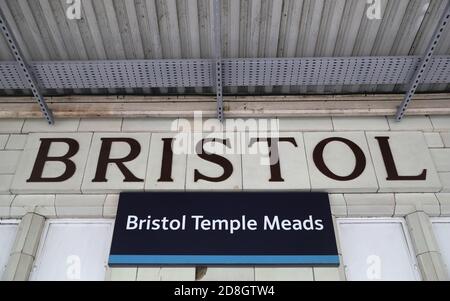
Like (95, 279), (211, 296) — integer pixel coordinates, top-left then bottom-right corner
(108, 192), (339, 266)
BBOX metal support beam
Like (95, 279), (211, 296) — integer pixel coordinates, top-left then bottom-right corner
(212, 0), (224, 122)
(395, 1), (450, 121)
(0, 8), (54, 124)
(1, 56), (450, 90)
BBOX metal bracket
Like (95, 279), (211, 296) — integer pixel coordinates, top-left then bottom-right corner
(395, 1), (450, 121)
(213, 0), (224, 122)
(0, 9), (54, 124)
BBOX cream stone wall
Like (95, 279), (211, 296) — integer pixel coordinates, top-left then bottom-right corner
(0, 115), (449, 281)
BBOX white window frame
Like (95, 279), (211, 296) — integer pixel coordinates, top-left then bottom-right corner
(0, 219), (20, 226)
(430, 217), (450, 224)
(430, 217), (450, 276)
(30, 218), (114, 281)
(337, 217), (422, 281)
(0, 219), (20, 277)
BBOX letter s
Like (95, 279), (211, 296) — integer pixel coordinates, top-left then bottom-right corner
(314, 219), (324, 230)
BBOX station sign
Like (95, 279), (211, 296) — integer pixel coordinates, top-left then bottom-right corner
(11, 132), (441, 193)
(108, 192), (339, 266)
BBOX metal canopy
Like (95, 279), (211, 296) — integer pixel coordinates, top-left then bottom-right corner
(1, 56), (449, 90)
(396, 1), (450, 121)
(0, 9), (53, 124)
(1, 0), (450, 123)
(213, 0), (223, 122)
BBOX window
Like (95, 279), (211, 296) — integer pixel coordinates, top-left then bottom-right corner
(337, 218), (421, 281)
(30, 219), (114, 281)
(0, 220), (19, 279)
(431, 218), (450, 278)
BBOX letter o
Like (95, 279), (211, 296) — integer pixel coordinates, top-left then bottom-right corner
(170, 219), (181, 230)
(313, 137), (366, 181)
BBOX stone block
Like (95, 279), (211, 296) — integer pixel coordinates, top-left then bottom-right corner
(430, 149), (450, 172)
(159, 268), (195, 281)
(11, 133), (93, 194)
(78, 118), (123, 132)
(199, 268), (255, 281)
(387, 116), (433, 131)
(424, 133), (444, 148)
(441, 132), (450, 147)
(430, 116), (450, 131)
(106, 267), (137, 281)
(215, 118), (279, 133)
(313, 267), (343, 281)
(0, 151), (22, 174)
(345, 193), (395, 217)
(0, 175), (13, 194)
(122, 118), (178, 132)
(278, 117), (333, 131)
(55, 194), (106, 217)
(329, 194), (347, 217)
(10, 195), (56, 217)
(332, 117), (389, 131)
(0, 135), (8, 149)
(5, 134), (28, 150)
(186, 133), (242, 190)
(136, 268), (160, 281)
(22, 119), (80, 133)
(11, 213), (45, 257)
(416, 252), (448, 281)
(242, 133), (310, 190)
(438, 172), (450, 192)
(304, 132), (378, 192)
(394, 193), (440, 216)
(103, 194), (119, 218)
(254, 267), (313, 281)
(435, 193), (450, 216)
(82, 133), (150, 193)
(366, 132), (441, 192)
(405, 212), (440, 254)
(0, 119), (24, 134)
(145, 133), (186, 190)
(1, 252), (34, 281)
(0, 195), (14, 217)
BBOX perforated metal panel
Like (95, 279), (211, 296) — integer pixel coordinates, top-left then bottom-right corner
(32, 60), (213, 89)
(0, 56), (450, 90)
(222, 57), (425, 86)
(0, 62), (25, 89)
(421, 56), (450, 84)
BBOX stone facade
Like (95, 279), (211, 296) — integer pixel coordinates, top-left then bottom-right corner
(0, 115), (449, 281)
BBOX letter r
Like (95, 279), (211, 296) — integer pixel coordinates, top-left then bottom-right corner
(92, 138), (143, 182)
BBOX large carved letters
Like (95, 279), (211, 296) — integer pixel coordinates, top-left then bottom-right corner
(12, 132), (441, 193)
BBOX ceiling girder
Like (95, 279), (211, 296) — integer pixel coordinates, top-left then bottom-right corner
(395, 1), (450, 121)
(0, 8), (54, 125)
(213, 0), (224, 122)
(1, 56), (449, 90)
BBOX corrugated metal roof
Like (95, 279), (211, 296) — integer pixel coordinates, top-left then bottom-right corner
(0, 0), (449, 95)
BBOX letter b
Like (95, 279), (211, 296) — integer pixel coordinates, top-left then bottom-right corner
(126, 215), (138, 230)
(27, 138), (79, 182)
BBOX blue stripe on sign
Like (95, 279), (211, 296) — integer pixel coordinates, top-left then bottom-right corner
(108, 255), (340, 265)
